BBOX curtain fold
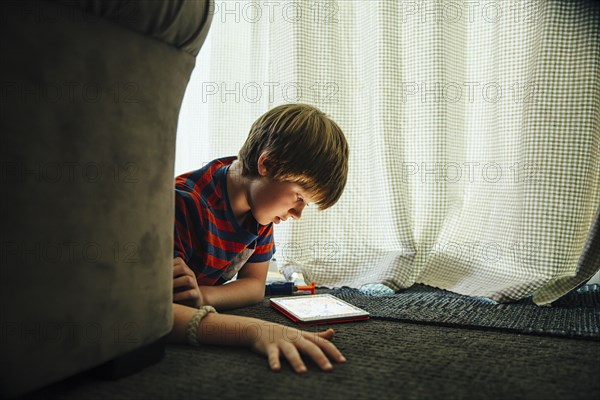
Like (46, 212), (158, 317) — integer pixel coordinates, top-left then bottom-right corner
(176, 0), (600, 303)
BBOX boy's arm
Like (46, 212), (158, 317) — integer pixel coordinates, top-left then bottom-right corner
(200, 261), (268, 310)
(166, 303), (346, 373)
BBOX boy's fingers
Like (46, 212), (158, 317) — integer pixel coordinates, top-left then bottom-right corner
(172, 263), (183, 277)
(181, 263), (194, 276)
(316, 328), (335, 338)
(320, 342), (346, 363)
(295, 338), (333, 371)
(173, 275), (197, 289)
(173, 289), (199, 302)
(173, 257), (185, 268)
(172, 263), (195, 279)
(302, 330), (346, 363)
(280, 343), (307, 374)
(173, 257), (191, 270)
(301, 328), (334, 341)
(267, 347), (281, 371)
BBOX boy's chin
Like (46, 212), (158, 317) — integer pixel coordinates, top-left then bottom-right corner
(258, 216), (281, 226)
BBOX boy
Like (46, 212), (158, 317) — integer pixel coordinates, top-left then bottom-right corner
(167, 103), (350, 372)
(172, 103), (349, 310)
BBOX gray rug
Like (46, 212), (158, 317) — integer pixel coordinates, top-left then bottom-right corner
(322, 284), (600, 340)
(28, 304), (600, 400)
(24, 285), (600, 399)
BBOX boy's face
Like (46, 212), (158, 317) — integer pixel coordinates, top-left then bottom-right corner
(248, 178), (313, 226)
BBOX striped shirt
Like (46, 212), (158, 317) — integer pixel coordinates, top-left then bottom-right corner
(174, 156), (275, 285)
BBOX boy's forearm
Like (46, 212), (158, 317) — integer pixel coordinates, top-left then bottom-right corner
(200, 277), (264, 310)
(167, 303), (261, 346)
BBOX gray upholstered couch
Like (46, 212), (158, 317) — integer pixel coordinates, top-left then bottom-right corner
(0, 0), (212, 397)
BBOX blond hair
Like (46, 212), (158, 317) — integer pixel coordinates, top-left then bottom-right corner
(238, 103), (349, 210)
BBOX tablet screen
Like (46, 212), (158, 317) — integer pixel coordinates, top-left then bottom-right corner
(270, 294), (369, 322)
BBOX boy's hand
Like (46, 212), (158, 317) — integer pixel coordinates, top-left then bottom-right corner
(173, 257), (203, 308)
(250, 323), (346, 373)
(167, 305), (347, 373)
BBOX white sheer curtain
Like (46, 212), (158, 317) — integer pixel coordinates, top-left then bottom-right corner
(176, 0), (600, 304)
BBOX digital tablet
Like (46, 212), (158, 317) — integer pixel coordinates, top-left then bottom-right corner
(270, 294), (370, 325)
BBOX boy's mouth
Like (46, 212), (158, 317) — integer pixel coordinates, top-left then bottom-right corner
(274, 216), (281, 224)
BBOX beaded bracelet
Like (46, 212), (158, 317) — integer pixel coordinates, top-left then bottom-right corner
(185, 305), (217, 346)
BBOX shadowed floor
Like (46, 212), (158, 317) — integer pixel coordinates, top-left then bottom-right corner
(25, 294), (600, 400)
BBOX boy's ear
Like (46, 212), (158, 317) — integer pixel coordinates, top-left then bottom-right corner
(257, 151), (269, 176)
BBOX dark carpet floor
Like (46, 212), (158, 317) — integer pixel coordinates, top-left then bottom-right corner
(25, 289), (600, 400)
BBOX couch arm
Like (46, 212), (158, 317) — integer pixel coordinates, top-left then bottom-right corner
(52, 0), (213, 56)
(0, 0), (212, 397)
